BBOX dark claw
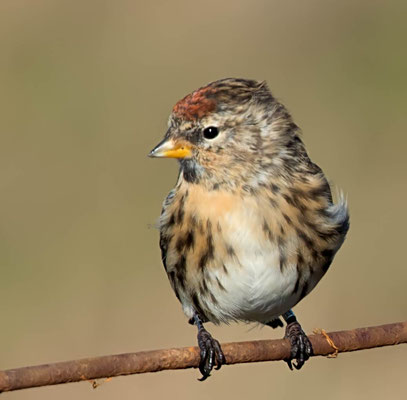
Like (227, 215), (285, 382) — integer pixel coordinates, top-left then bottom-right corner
(197, 327), (226, 381)
(213, 340), (225, 369)
(284, 321), (313, 370)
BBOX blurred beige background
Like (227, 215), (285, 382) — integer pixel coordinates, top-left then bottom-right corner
(1, 1), (406, 399)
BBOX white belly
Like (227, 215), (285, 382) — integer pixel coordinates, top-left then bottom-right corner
(196, 205), (301, 324)
(208, 244), (298, 323)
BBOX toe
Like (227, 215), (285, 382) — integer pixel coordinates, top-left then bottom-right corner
(213, 339), (225, 370)
(284, 321), (313, 371)
(197, 329), (225, 380)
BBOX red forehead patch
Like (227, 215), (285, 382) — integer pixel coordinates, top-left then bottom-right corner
(172, 86), (216, 120)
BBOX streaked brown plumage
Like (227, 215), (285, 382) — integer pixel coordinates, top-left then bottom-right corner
(149, 78), (349, 379)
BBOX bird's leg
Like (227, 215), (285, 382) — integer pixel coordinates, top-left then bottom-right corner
(192, 312), (226, 381)
(282, 309), (313, 370)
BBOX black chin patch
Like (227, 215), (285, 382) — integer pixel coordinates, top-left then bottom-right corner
(181, 159), (200, 183)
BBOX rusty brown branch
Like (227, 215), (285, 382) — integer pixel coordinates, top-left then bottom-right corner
(0, 321), (406, 392)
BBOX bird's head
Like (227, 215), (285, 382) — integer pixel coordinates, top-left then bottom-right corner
(149, 78), (303, 190)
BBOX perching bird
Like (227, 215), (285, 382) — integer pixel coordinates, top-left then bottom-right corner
(149, 78), (349, 380)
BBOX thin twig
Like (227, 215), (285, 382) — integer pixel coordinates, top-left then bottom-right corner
(0, 321), (406, 392)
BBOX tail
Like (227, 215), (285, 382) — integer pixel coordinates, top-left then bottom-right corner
(328, 191), (350, 239)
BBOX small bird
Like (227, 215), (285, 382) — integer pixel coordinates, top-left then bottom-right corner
(149, 78), (349, 380)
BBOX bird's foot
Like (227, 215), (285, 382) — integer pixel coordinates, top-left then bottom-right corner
(284, 321), (313, 370)
(197, 327), (225, 381)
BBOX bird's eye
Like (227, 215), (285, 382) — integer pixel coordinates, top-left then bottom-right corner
(203, 126), (219, 140)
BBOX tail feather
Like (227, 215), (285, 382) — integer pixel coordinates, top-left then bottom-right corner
(328, 191), (350, 237)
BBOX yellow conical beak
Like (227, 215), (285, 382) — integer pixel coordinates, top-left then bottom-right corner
(148, 138), (192, 159)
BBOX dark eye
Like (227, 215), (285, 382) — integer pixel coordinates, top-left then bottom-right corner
(203, 126), (219, 140)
